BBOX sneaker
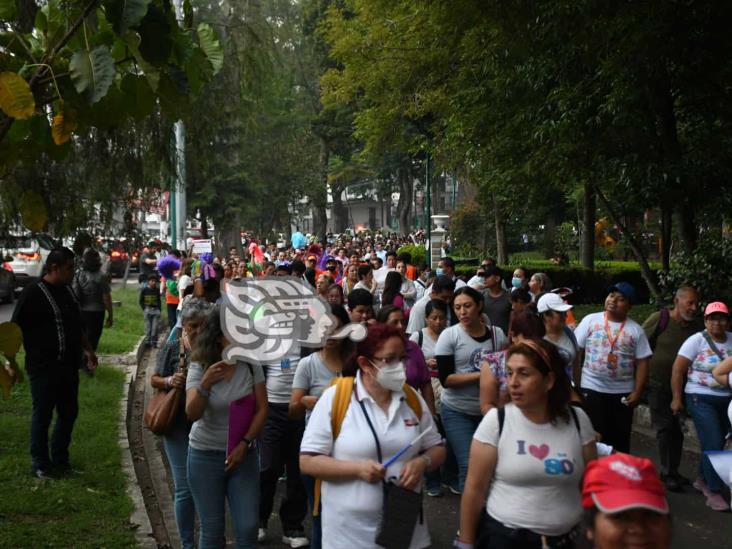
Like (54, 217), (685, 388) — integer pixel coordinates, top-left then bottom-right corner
(662, 474), (681, 493)
(426, 487), (442, 497)
(30, 468), (55, 481)
(257, 528), (267, 543)
(282, 531), (309, 548)
(693, 476), (711, 497)
(705, 492), (729, 512)
(447, 484), (462, 495)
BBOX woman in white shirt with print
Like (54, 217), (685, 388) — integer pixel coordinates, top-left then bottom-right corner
(300, 323), (445, 548)
(457, 339), (597, 549)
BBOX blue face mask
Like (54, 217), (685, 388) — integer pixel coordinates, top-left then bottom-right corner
(436, 268), (444, 276)
(511, 277), (522, 288)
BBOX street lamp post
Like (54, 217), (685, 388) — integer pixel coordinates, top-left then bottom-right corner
(425, 153), (431, 267)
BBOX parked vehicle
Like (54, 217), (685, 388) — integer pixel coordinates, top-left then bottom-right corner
(0, 257), (17, 303)
(1, 234), (57, 290)
(102, 239), (130, 278)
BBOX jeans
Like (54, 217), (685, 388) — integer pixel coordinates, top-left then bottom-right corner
(259, 403), (308, 531)
(163, 428), (195, 549)
(144, 309), (160, 345)
(302, 474), (321, 549)
(686, 392), (732, 493)
(29, 366), (79, 471)
(187, 446), (259, 548)
(648, 383), (684, 477)
(441, 403), (482, 492)
(580, 388), (634, 453)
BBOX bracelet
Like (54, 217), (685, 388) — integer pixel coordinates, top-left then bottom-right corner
(242, 437), (253, 449)
(166, 376), (173, 388)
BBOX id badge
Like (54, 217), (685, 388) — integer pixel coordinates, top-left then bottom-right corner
(280, 358), (291, 372)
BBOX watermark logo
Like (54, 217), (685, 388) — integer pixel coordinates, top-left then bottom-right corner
(221, 277), (366, 364)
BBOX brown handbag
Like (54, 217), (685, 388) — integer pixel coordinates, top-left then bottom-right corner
(144, 341), (186, 435)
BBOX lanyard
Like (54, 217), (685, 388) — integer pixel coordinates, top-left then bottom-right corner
(604, 313), (626, 354)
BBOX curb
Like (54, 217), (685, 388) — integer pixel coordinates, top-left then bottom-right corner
(633, 404), (700, 453)
(120, 335), (157, 548)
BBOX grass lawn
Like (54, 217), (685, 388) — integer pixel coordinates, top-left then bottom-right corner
(0, 285), (145, 548)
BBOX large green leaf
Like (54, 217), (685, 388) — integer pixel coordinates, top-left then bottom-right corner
(0, 72), (35, 119)
(0, 0), (16, 20)
(69, 46), (116, 104)
(197, 23), (223, 75)
(137, 5), (172, 65)
(120, 74), (154, 119)
(104, 0), (151, 35)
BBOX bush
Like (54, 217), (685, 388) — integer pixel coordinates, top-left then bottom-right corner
(658, 234), (732, 305)
(397, 243), (427, 268)
(455, 262), (658, 304)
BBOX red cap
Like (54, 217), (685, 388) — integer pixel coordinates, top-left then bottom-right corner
(705, 301), (729, 317)
(582, 454), (669, 514)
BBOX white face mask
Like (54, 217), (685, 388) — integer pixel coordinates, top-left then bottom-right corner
(371, 360), (407, 392)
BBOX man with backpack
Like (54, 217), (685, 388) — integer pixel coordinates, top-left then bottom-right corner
(642, 286), (701, 491)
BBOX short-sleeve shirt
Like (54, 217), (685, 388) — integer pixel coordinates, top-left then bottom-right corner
(544, 329), (578, 381)
(186, 361), (265, 451)
(677, 331), (732, 397)
(300, 372), (442, 549)
(574, 312), (652, 394)
(72, 270), (110, 312)
(292, 352), (341, 422)
(409, 328), (438, 360)
(473, 404), (595, 536)
(262, 352), (300, 404)
(435, 324), (507, 415)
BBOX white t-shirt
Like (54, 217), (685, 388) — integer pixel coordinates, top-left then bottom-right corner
(474, 404), (595, 536)
(544, 330), (578, 381)
(300, 372), (442, 549)
(176, 274), (193, 311)
(409, 328), (438, 360)
(678, 331), (732, 397)
(435, 324), (507, 415)
(574, 312), (652, 394)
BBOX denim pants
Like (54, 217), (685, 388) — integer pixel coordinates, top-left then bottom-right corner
(187, 446), (260, 548)
(441, 403), (483, 492)
(29, 366), (79, 471)
(144, 309), (160, 345)
(302, 474), (321, 549)
(163, 428), (195, 549)
(686, 392), (732, 493)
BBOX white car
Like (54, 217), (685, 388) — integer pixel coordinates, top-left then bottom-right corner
(3, 234), (57, 289)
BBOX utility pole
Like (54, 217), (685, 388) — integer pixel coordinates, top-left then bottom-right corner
(172, 0), (187, 251)
(425, 153), (431, 267)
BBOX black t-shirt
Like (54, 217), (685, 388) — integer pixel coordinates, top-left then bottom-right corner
(482, 289), (512, 335)
(12, 280), (84, 373)
(140, 252), (157, 277)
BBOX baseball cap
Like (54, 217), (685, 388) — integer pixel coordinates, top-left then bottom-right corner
(582, 454), (669, 514)
(705, 301), (729, 317)
(609, 282), (637, 304)
(537, 292), (573, 314)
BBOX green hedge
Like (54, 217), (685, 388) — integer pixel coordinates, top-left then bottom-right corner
(455, 263), (657, 305)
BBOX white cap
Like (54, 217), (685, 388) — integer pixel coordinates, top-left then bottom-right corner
(537, 292), (573, 314)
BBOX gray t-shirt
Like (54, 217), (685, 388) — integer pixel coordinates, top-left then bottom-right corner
(263, 353), (300, 404)
(435, 324), (507, 415)
(186, 361), (265, 451)
(72, 270), (110, 312)
(482, 290), (512, 335)
(292, 352), (341, 422)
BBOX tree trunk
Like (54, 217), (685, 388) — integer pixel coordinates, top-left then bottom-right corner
(200, 214), (209, 239)
(595, 184), (661, 301)
(396, 166), (413, 234)
(216, 213), (242, 258)
(660, 203), (672, 271)
(331, 184), (348, 233)
(579, 182), (595, 270)
(311, 137), (329, 240)
(675, 201), (697, 253)
(493, 193), (508, 265)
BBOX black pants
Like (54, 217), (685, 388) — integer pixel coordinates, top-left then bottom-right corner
(167, 303), (178, 332)
(580, 388), (633, 453)
(258, 402), (307, 531)
(648, 383), (684, 476)
(480, 514), (578, 548)
(81, 310), (105, 351)
(29, 366), (79, 471)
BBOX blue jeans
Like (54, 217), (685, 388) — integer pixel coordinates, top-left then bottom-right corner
(302, 474), (321, 549)
(163, 429), (195, 549)
(686, 393), (732, 493)
(187, 446), (260, 548)
(441, 403), (482, 492)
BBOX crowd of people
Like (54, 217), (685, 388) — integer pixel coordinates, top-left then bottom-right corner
(10, 232), (732, 549)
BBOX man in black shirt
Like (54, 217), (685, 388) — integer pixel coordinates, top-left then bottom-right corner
(138, 242), (158, 285)
(12, 248), (98, 479)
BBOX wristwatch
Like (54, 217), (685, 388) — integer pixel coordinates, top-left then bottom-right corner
(242, 437), (253, 449)
(197, 385), (210, 398)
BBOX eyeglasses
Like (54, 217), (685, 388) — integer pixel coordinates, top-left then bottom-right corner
(371, 355), (406, 366)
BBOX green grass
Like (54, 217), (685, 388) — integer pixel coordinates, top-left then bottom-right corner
(0, 365), (136, 548)
(573, 303), (656, 324)
(97, 286), (146, 355)
(0, 285), (146, 548)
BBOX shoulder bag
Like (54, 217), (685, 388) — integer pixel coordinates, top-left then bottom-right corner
(144, 340), (185, 435)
